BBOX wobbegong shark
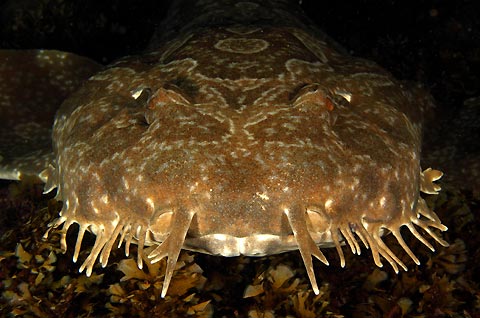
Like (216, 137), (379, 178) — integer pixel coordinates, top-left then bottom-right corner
(0, 0), (452, 297)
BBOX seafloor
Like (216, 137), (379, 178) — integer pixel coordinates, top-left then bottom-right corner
(1, 0), (479, 317)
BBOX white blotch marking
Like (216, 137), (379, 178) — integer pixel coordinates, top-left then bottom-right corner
(213, 234), (228, 241)
(325, 199), (333, 210)
(256, 192), (270, 201)
(146, 197), (155, 210)
(334, 89), (352, 102)
(131, 88), (144, 99)
(101, 194), (109, 204)
(379, 196), (386, 207)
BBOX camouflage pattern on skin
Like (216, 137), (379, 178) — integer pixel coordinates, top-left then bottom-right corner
(0, 0), (447, 297)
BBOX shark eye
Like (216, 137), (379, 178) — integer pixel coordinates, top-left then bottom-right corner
(147, 86), (191, 108)
(292, 83), (351, 112)
(141, 87), (192, 125)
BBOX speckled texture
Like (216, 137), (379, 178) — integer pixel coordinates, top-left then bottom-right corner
(1, 0), (448, 298)
(2, 1), (479, 317)
(0, 50), (101, 179)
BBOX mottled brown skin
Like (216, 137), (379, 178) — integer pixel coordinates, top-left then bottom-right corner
(0, 50), (102, 180)
(37, 0), (449, 297)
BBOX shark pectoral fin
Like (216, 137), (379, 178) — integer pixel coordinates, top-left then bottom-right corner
(0, 49), (102, 181)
